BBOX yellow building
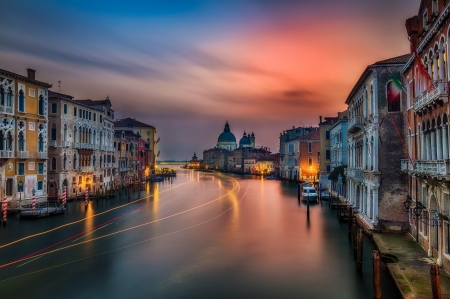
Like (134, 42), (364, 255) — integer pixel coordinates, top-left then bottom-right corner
(0, 68), (51, 206)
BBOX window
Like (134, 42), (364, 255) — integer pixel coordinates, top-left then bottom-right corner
(423, 11), (428, 31)
(37, 181), (43, 190)
(51, 123), (57, 141)
(147, 131), (150, 135)
(387, 81), (401, 112)
(308, 142), (312, 153)
(94, 113), (96, 121)
(18, 132), (24, 151)
(74, 107), (77, 117)
(18, 163), (24, 175)
(18, 89), (25, 112)
(89, 112), (91, 120)
(51, 103), (57, 114)
(326, 150), (330, 160)
(100, 115), (103, 123)
(38, 134), (44, 152)
(38, 95), (45, 115)
(63, 104), (68, 114)
(38, 162), (44, 174)
(326, 131), (330, 140)
(6, 178), (13, 196)
(432, 0), (438, 14)
(326, 164), (331, 172)
(51, 157), (57, 170)
(308, 156), (312, 166)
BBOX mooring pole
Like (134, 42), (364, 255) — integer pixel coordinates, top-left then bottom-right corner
(297, 183), (300, 201)
(373, 250), (381, 299)
(357, 228), (364, 275)
(431, 264), (441, 299)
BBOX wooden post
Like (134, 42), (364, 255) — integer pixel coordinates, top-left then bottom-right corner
(431, 264), (441, 299)
(352, 219), (357, 259)
(357, 228), (364, 274)
(373, 250), (381, 299)
(348, 207), (353, 241)
(297, 183), (300, 201)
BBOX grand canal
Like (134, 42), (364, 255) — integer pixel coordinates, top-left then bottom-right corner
(0, 170), (401, 298)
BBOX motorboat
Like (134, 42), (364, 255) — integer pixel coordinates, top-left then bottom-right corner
(302, 186), (318, 202)
(265, 175), (278, 180)
(150, 177), (164, 182)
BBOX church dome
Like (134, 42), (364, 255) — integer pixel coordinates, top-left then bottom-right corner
(239, 131), (251, 147)
(217, 122), (236, 143)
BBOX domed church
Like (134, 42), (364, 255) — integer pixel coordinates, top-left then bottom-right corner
(217, 121), (237, 150)
(239, 131), (255, 148)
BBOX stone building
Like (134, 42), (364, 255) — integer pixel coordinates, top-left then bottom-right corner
(114, 130), (139, 184)
(402, 0), (450, 271)
(114, 118), (157, 170)
(279, 126), (318, 180)
(0, 68), (51, 205)
(47, 91), (115, 199)
(346, 54), (410, 232)
(329, 110), (348, 198)
(217, 121), (237, 151)
(202, 147), (228, 170)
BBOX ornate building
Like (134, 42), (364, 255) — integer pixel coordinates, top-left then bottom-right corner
(217, 121), (237, 150)
(346, 54), (410, 232)
(0, 68), (51, 205)
(402, 0), (450, 271)
(47, 91), (115, 199)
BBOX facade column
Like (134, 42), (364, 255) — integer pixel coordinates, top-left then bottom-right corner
(443, 125), (449, 159)
(439, 50), (445, 79)
(374, 131), (379, 171)
(431, 129), (436, 160)
(363, 139), (366, 170)
(421, 131), (425, 159)
(373, 77), (378, 117)
(371, 187), (379, 225)
(436, 127), (442, 160)
(426, 132), (431, 160)
(433, 54), (438, 81)
(361, 183), (366, 214)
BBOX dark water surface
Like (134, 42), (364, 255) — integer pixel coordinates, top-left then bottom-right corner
(0, 170), (401, 298)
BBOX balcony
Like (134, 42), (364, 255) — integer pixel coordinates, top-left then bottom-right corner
(61, 141), (71, 147)
(73, 142), (81, 149)
(414, 81), (449, 113)
(79, 166), (94, 173)
(37, 152), (48, 159)
(17, 151), (28, 159)
(347, 115), (364, 134)
(347, 168), (363, 182)
(119, 167), (132, 172)
(0, 106), (13, 114)
(48, 140), (57, 147)
(402, 159), (450, 178)
(0, 150), (13, 159)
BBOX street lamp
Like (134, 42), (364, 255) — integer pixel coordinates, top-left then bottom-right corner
(18, 179), (24, 210)
(404, 195), (425, 243)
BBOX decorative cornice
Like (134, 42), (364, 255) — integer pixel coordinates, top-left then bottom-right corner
(403, 2), (450, 73)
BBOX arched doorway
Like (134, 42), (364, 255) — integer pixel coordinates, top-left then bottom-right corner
(48, 179), (58, 199)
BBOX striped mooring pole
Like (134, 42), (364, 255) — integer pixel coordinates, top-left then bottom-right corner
(32, 192), (36, 215)
(85, 187), (89, 208)
(62, 186), (66, 207)
(2, 196), (7, 224)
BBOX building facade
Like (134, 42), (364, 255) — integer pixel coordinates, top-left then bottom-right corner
(346, 54), (410, 232)
(402, 0), (450, 271)
(47, 92), (116, 199)
(319, 116), (339, 189)
(329, 111), (348, 198)
(0, 68), (51, 205)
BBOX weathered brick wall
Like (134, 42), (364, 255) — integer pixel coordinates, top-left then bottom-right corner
(377, 67), (409, 231)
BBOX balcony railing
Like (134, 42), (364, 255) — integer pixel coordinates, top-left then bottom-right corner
(402, 159), (450, 177)
(37, 152), (48, 159)
(0, 150), (13, 158)
(414, 81), (449, 112)
(347, 168), (363, 182)
(61, 141), (71, 147)
(79, 166), (94, 173)
(17, 151), (28, 159)
(48, 140), (57, 147)
(73, 142), (81, 149)
(348, 115), (364, 134)
(0, 106), (13, 114)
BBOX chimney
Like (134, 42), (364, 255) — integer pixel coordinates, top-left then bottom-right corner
(27, 68), (36, 80)
(319, 116), (322, 123)
(405, 16), (419, 53)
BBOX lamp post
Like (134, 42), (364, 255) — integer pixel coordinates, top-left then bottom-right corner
(18, 179), (23, 211)
(404, 195), (424, 243)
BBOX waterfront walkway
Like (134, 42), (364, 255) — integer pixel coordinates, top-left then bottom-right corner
(372, 233), (450, 298)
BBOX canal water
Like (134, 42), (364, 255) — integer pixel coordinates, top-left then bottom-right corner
(0, 170), (401, 298)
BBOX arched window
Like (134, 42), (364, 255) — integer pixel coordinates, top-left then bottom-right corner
(6, 88), (12, 107)
(387, 81), (401, 112)
(73, 154), (77, 170)
(63, 124), (68, 142)
(18, 89), (25, 112)
(0, 86), (4, 106)
(93, 155), (96, 168)
(18, 132), (25, 151)
(63, 153), (67, 170)
(6, 131), (13, 150)
(38, 95), (44, 115)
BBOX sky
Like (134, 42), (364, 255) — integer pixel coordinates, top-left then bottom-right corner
(0, 0), (420, 160)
